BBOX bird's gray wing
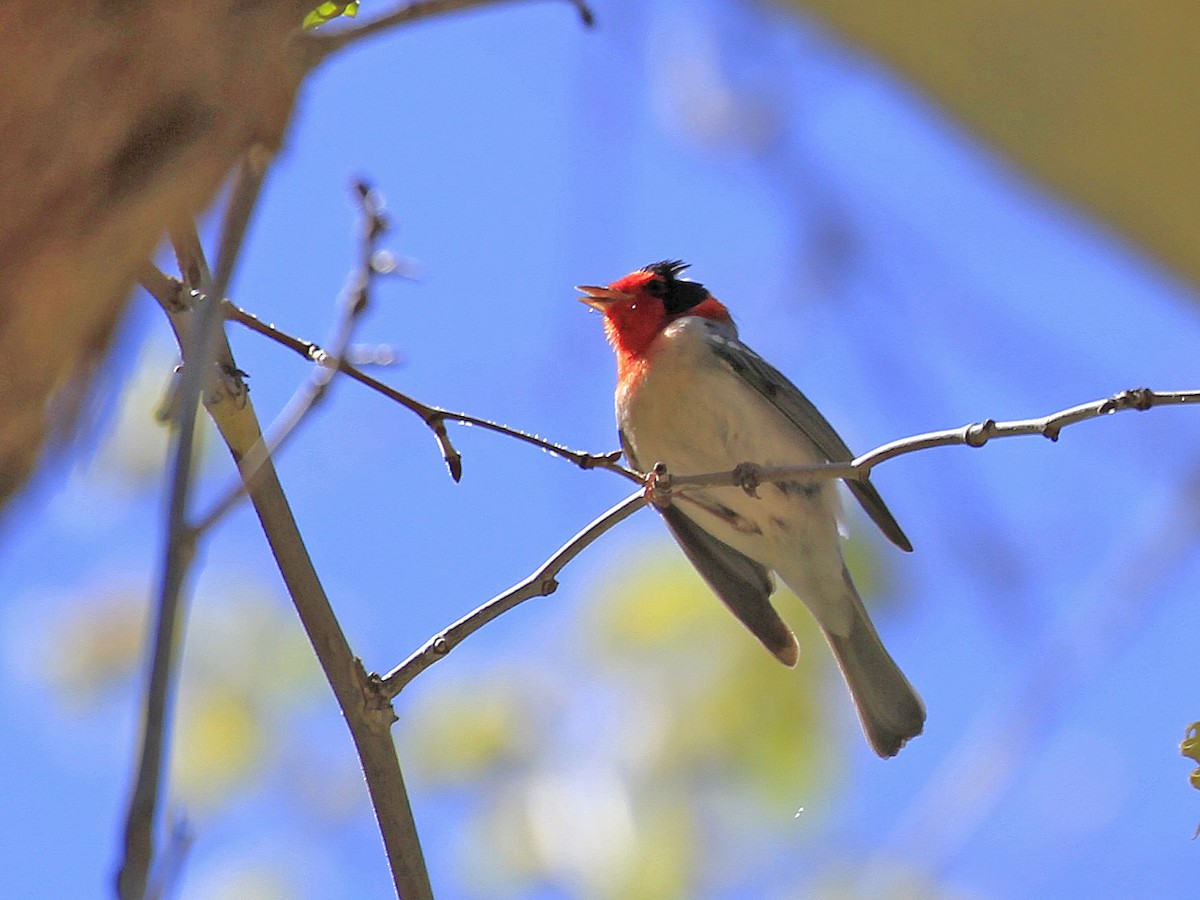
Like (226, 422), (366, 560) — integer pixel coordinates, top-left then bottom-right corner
(622, 426), (797, 664)
(659, 502), (798, 666)
(708, 332), (913, 552)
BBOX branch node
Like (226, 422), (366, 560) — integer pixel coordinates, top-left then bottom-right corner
(308, 343), (330, 366)
(1117, 386), (1155, 412)
(356, 659), (399, 729)
(432, 636), (450, 656)
(540, 577), (559, 595)
(425, 414), (463, 481)
(964, 419), (996, 447)
(732, 462), (763, 498)
(214, 363), (250, 408)
(164, 280), (190, 313)
(582, 449), (624, 470)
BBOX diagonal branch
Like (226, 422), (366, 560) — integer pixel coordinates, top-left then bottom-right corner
(366, 386), (1200, 703)
(379, 490), (648, 696)
(142, 254), (433, 896)
(205, 396), (432, 899)
(117, 151), (268, 900)
(224, 300), (640, 484)
(192, 180), (389, 534)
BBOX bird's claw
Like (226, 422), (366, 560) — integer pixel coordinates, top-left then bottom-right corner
(733, 462), (762, 498)
(645, 462), (673, 509)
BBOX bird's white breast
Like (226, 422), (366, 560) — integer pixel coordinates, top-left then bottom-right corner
(618, 316), (822, 476)
(618, 314), (850, 629)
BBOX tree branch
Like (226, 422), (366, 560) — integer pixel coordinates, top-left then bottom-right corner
(138, 169), (435, 898)
(224, 300), (640, 484)
(659, 388), (1200, 495)
(379, 490), (648, 695)
(142, 261), (433, 896)
(207, 398), (432, 899)
(192, 180), (388, 534)
(117, 152), (267, 900)
(300, 0), (595, 68)
(362, 385), (1200, 704)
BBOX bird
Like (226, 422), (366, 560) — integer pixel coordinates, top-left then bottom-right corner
(577, 260), (925, 758)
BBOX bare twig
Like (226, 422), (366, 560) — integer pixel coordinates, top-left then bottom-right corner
(380, 490), (648, 695)
(192, 181), (389, 534)
(118, 152), (268, 900)
(300, 0), (595, 68)
(142, 276), (433, 897)
(224, 301), (640, 484)
(168, 223), (212, 290)
(143, 220), (435, 896)
(660, 388), (1200, 494)
(366, 386), (1200, 706)
(214, 412), (432, 899)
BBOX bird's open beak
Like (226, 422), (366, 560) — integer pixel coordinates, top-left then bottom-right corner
(575, 284), (631, 311)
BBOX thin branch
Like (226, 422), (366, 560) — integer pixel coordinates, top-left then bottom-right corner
(660, 388), (1200, 495)
(117, 152), (267, 900)
(224, 300), (640, 485)
(300, 0), (595, 68)
(214, 411), (432, 899)
(366, 386), (1200, 705)
(379, 490), (648, 696)
(168, 223), (211, 290)
(142, 195), (433, 898)
(192, 181), (388, 534)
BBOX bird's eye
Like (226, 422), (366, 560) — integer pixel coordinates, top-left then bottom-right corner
(645, 278), (668, 298)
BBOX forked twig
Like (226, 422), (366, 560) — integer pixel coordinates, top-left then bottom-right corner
(224, 301), (639, 484)
(193, 181), (391, 533)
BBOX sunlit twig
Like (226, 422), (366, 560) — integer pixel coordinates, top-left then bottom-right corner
(224, 301), (640, 485)
(380, 490), (648, 696)
(659, 388), (1200, 495)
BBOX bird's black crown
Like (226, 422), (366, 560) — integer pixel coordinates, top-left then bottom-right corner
(640, 259), (710, 315)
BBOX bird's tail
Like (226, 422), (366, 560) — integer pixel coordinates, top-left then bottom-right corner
(821, 571), (925, 758)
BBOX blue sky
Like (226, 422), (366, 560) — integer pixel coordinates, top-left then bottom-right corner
(2, 1), (1199, 897)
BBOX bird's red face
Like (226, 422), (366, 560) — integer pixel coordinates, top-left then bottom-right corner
(577, 260), (729, 369)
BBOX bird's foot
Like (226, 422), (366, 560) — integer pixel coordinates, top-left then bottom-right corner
(733, 462), (762, 498)
(644, 462), (674, 509)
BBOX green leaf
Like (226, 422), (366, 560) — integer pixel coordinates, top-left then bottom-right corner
(303, 1), (360, 30)
(1180, 723), (1200, 837)
(1180, 723), (1200, 771)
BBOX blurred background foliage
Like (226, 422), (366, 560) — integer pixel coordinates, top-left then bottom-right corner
(791, 1), (1200, 290)
(3, 0), (1200, 898)
(402, 555), (836, 898)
